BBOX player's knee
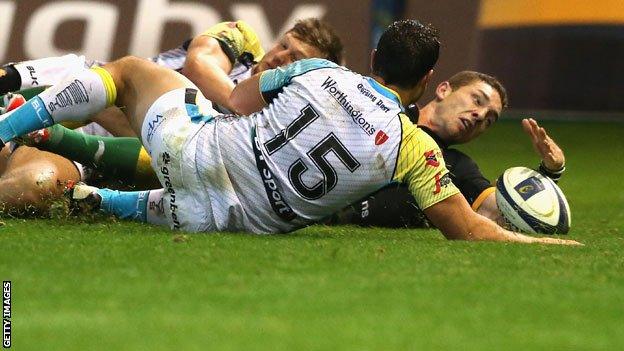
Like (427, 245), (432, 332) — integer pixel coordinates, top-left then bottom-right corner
(102, 56), (143, 89)
(106, 56), (144, 74)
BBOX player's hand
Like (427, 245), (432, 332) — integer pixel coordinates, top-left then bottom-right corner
(529, 236), (584, 246)
(521, 118), (565, 171)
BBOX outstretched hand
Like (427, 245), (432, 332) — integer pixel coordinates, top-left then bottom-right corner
(522, 118), (565, 171)
(529, 236), (583, 246)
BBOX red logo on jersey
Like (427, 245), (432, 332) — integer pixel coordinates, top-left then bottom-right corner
(433, 172), (452, 194)
(434, 172), (441, 194)
(424, 150), (440, 167)
(375, 130), (389, 145)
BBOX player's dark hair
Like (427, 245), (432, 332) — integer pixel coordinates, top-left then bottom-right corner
(372, 20), (440, 89)
(287, 18), (345, 65)
(448, 71), (509, 108)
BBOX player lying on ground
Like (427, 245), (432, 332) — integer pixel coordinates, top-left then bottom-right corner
(0, 18), (344, 215)
(330, 71), (566, 228)
(0, 19), (580, 245)
(13, 71), (565, 228)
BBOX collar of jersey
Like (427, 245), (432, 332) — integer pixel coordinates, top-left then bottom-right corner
(365, 77), (403, 109)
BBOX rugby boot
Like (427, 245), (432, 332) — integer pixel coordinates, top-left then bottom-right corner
(65, 182), (103, 214)
(19, 128), (51, 146)
(2, 93), (26, 113)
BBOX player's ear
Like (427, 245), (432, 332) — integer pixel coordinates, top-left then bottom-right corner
(412, 69), (434, 93)
(436, 81), (452, 101)
(420, 69), (434, 89)
(369, 49), (376, 72)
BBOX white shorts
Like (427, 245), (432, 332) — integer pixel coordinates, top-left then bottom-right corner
(141, 88), (222, 232)
(141, 88), (313, 234)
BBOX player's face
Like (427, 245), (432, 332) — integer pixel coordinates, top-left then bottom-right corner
(255, 32), (323, 73)
(433, 80), (503, 144)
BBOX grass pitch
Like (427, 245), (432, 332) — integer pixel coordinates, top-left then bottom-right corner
(0, 120), (623, 350)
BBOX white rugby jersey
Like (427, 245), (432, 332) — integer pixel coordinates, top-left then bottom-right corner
(209, 59), (459, 232)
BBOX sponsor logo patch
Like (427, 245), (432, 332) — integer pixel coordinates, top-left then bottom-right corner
(159, 152), (181, 229)
(26, 65), (38, 86)
(514, 176), (545, 201)
(47, 80), (89, 112)
(424, 150), (440, 167)
(433, 172), (452, 194)
(375, 130), (388, 145)
(253, 131), (297, 221)
(321, 76), (376, 135)
(149, 197), (165, 216)
(146, 114), (164, 142)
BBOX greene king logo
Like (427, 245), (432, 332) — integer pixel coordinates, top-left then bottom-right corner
(424, 150), (440, 167)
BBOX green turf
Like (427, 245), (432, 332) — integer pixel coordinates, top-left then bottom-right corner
(0, 120), (623, 350)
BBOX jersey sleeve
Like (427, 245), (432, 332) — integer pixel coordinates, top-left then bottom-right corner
(329, 184), (429, 228)
(393, 115), (460, 210)
(442, 148), (493, 209)
(259, 58), (338, 103)
(201, 20), (265, 64)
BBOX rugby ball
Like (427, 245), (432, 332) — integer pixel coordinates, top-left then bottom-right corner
(495, 167), (571, 234)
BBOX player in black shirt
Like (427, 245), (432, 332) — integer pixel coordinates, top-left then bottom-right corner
(330, 71), (566, 228)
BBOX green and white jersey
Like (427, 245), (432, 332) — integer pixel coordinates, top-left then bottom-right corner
(202, 58), (459, 233)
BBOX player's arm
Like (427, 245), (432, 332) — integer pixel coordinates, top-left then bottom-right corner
(230, 58), (338, 115)
(474, 191), (506, 226)
(443, 148), (506, 223)
(400, 123), (580, 244)
(182, 21), (265, 114)
(423, 193), (580, 245)
(181, 35), (236, 112)
(228, 71), (266, 115)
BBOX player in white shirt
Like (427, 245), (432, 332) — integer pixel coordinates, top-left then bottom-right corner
(0, 18), (343, 215)
(0, 20), (580, 245)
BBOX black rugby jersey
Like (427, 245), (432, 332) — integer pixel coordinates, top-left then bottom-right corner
(328, 126), (492, 228)
(328, 105), (491, 228)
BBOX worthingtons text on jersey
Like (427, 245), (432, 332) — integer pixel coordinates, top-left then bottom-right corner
(321, 76), (376, 136)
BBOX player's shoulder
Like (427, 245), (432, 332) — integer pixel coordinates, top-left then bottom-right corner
(393, 119), (459, 209)
(398, 114), (440, 149)
(283, 58), (344, 77)
(394, 117), (449, 181)
(260, 59), (346, 93)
